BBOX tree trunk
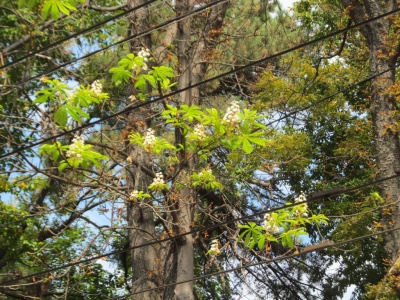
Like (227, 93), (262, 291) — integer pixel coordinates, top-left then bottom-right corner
(125, 0), (230, 298)
(174, 1), (195, 299)
(343, 0), (400, 294)
(126, 1), (161, 299)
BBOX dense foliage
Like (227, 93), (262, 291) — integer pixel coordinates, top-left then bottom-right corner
(1, 0), (400, 299)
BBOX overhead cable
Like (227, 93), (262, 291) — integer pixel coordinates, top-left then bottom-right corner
(2, 0), (228, 91)
(107, 225), (400, 299)
(1, 172), (399, 286)
(1, 7), (398, 160)
(0, 0), (157, 69)
(0, 65), (395, 162)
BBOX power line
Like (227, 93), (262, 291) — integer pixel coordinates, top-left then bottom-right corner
(0, 66), (394, 162)
(1, 172), (399, 286)
(264, 67), (395, 127)
(1, 8), (399, 160)
(0, 6), (399, 285)
(0, 3), (398, 295)
(4, 3), (398, 93)
(2, 0), (228, 91)
(0, 0), (157, 69)
(107, 225), (400, 299)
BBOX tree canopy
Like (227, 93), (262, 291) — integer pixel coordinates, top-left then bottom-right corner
(1, 0), (400, 299)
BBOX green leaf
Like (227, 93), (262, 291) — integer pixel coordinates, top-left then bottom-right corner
(258, 235), (266, 249)
(18, 0), (38, 8)
(109, 66), (132, 85)
(41, 1), (52, 19)
(134, 76), (147, 92)
(51, 1), (60, 19)
(244, 231), (252, 248)
(237, 229), (249, 243)
(242, 138), (253, 154)
(58, 162), (69, 171)
(246, 136), (266, 146)
(54, 106), (68, 127)
(151, 66), (175, 81)
(66, 104), (89, 122)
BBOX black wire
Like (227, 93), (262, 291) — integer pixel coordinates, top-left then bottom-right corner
(2, 0), (228, 91)
(1, 172), (399, 286)
(0, 5), (399, 288)
(0, 0), (157, 69)
(264, 66), (394, 127)
(1, 8), (399, 160)
(107, 226), (400, 299)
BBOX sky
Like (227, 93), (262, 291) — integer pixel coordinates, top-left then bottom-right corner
(281, 0), (296, 10)
(2, 0), (357, 298)
(84, 0), (356, 298)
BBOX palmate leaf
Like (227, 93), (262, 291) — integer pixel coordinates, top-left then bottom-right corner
(39, 142), (64, 161)
(54, 104), (90, 127)
(238, 222), (265, 250)
(109, 66), (132, 85)
(84, 150), (108, 166)
(179, 105), (202, 122)
(231, 131), (267, 154)
(65, 104), (89, 122)
(151, 66), (175, 81)
(42, 0), (77, 20)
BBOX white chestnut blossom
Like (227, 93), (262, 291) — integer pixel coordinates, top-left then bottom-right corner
(208, 239), (221, 256)
(263, 213), (280, 234)
(294, 192), (308, 217)
(128, 95), (136, 102)
(148, 172), (167, 191)
(204, 168), (212, 175)
(136, 47), (151, 71)
(293, 206), (309, 218)
(295, 191), (307, 203)
(90, 80), (102, 95)
(141, 63), (149, 71)
(66, 135), (85, 163)
(193, 124), (207, 139)
(138, 48), (151, 61)
(223, 101), (241, 124)
(152, 172), (165, 184)
(143, 128), (156, 150)
(129, 190), (139, 201)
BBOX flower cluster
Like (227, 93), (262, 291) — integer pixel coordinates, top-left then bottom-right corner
(128, 190), (151, 202)
(129, 190), (139, 201)
(293, 192), (308, 217)
(91, 80), (102, 95)
(128, 95), (136, 102)
(263, 213), (280, 234)
(203, 168), (212, 175)
(208, 239), (221, 256)
(295, 191), (306, 203)
(191, 168), (222, 190)
(223, 101), (241, 125)
(193, 124), (207, 140)
(143, 128), (156, 151)
(136, 48), (151, 71)
(138, 48), (151, 61)
(66, 135), (85, 163)
(149, 172), (168, 191)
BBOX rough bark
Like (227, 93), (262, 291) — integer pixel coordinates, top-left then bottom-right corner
(174, 1), (195, 299)
(126, 1), (161, 299)
(124, 0), (230, 298)
(343, 0), (400, 294)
